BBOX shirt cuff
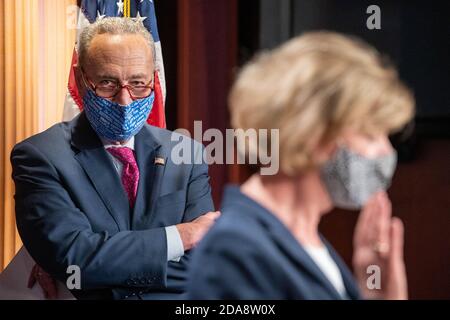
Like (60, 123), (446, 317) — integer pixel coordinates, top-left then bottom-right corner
(165, 225), (185, 262)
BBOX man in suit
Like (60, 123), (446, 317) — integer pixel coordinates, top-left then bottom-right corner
(10, 17), (218, 300)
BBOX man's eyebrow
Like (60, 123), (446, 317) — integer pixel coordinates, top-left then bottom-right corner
(96, 74), (119, 80)
(129, 73), (149, 80)
(94, 73), (150, 80)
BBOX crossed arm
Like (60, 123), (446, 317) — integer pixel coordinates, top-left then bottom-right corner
(11, 141), (219, 297)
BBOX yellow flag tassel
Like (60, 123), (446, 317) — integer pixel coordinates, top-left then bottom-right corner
(124, 0), (131, 18)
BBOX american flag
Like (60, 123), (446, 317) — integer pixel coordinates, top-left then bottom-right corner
(63, 0), (166, 128)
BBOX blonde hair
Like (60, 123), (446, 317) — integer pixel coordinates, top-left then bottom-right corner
(229, 31), (415, 176)
(78, 17), (155, 67)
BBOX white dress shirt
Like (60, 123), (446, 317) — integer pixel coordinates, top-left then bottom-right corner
(303, 245), (348, 299)
(102, 136), (184, 262)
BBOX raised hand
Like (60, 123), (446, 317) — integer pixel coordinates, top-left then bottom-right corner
(352, 192), (408, 300)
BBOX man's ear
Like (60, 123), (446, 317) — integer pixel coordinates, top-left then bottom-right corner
(73, 64), (87, 98)
(153, 68), (159, 87)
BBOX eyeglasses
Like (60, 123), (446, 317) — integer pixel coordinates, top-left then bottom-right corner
(81, 69), (153, 100)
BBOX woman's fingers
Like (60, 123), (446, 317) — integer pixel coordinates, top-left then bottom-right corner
(354, 192), (379, 246)
(387, 217), (408, 300)
(389, 217), (405, 262)
(374, 192), (392, 258)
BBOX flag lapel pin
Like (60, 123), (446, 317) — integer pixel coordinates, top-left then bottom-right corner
(154, 157), (165, 166)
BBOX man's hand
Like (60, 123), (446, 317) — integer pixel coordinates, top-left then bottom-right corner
(176, 211), (221, 251)
(28, 264), (58, 299)
(352, 192), (408, 300)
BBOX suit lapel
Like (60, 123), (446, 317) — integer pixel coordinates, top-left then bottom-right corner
(131, 125), (165, 229)
(270, 229), (343, 299)
(231, 188), (344, 299)
(71, 113), (130, 230)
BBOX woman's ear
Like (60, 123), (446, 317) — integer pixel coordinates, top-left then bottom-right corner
(340, 132), (393, 158)
(313, 140), (338, 164)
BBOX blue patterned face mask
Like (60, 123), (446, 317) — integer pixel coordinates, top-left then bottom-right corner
(83, 89), (154, 142)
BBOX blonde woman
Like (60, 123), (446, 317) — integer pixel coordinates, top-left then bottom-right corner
(187, 32), (414, 299)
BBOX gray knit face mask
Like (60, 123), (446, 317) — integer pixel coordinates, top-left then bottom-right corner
(320, 146), (397, 210)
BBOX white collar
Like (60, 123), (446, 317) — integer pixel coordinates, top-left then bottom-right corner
(101, 136), (135, 151)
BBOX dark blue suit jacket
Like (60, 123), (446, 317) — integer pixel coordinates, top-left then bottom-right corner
(186, 186), (362, 300)
(11, 112), (214, 299)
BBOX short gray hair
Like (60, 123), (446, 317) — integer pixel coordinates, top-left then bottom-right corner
(78, 17), (156, 67)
